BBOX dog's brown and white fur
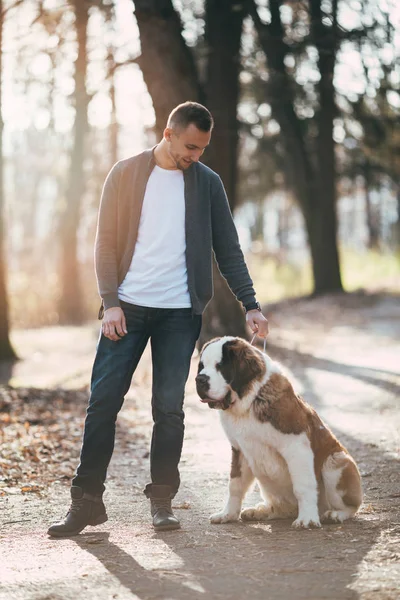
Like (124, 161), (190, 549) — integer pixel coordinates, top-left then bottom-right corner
(195, 337), (362, 529)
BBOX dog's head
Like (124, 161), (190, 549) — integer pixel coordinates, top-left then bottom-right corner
(195, 336), (267, 410)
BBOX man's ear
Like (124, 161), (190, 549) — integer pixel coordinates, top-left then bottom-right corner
(164, 127), (173, 142)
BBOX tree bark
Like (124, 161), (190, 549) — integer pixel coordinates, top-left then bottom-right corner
(396, 185), (400, 247)
(249, 0), (343, 294)
(134, 0), (204, 138)
(309, 0), (343, 292)
(199, 0), (248, 344)
(58, 0), (90, 324)
(134, 0), (249, 341)
(104, 4), (118, 166)
(0, 0), (17, 360)
(204, 0), (244, 210)
(363, 160), (379, 249)
(109, 70), (118, 166)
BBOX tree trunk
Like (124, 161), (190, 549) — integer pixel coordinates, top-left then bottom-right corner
(249, 0), (343, 294)
(310, 0), (343, 293)
(109, 54), (118, 166)
(0, 0), (17, 360)
(363, 160), (379, 249)
(134, 0), (250, 342)
(199, 0), (248, 344)
(304, 199), (343, 293)
(204, 0), (244, 210)
(396, 185), (400, 247)
(134, 0), (203, 138)
(105, 4), (118, 166)
(58, 0), (89, 324)
(250, 201), (265, 243)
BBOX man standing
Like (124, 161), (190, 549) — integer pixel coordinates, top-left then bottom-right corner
(48, 102), (268, 536)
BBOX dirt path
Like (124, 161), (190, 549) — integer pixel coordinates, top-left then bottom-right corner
(1, 293), (399, 600)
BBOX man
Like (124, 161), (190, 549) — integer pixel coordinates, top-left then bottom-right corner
(48, 101), (268, 537)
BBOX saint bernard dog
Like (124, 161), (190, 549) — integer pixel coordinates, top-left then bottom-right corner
(195, 336), (362, 529)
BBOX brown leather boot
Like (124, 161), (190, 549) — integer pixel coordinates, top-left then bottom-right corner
(47, 486), (107, 538)
(148, 485), (181, 531)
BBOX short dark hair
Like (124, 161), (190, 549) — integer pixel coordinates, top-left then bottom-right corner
(167, 101), (214, 133)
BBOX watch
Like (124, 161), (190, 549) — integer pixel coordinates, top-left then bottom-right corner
(245, 301), (261, 313)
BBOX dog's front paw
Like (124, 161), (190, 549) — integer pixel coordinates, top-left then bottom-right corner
(209, 511), (239, 524)
(322, 510), (344, 523)
(241, 504), (273, 522)
(292, 515), (321, 529)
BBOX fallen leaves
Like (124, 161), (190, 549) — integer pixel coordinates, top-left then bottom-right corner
(0, 386), (88, 494)
(20, 485), (42, 493)
(172, 501), (191, 510)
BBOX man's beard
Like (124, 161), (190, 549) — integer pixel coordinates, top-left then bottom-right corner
(169, 151), (191, 170)
(178, 158), (192, 170)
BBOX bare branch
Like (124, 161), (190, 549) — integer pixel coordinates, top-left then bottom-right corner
(106, 56), (141, 77)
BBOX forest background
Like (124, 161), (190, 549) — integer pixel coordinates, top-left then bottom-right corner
(0, 0), (399, 359)
(0, 5), (399, 598)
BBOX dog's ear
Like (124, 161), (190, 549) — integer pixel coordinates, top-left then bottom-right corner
(220, 338), (265, 397)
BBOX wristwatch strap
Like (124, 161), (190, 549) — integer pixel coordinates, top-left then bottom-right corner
(244, 301), (261, 313)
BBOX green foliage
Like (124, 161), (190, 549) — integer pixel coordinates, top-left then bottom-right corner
(340, 247), (400, 293)
(247, 252), (313, 304)
(248, 247), (400, 304)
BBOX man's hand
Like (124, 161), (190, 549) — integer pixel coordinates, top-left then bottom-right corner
(246, 309), (269, 338)
(102, 307), (128, 341)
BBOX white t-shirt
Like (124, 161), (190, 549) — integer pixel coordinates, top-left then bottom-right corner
(118, 165), (191, 308)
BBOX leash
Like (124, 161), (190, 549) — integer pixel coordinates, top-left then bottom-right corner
(250, 332), (267, 355)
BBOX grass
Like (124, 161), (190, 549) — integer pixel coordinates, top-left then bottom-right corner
(247, 247), (400, 305)
(245, 252), (313, 305)
(340, 248), (400, 293)
(7, 248), (400, 329)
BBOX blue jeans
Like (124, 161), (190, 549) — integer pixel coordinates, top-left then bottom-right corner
(72, 301), (202, 497)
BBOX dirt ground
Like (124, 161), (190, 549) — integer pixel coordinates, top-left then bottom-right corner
(0, 292), (399, 600)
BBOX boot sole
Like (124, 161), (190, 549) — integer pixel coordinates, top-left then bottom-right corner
(47, 513), (108, 538)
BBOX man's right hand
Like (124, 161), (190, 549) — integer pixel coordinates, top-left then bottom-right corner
(102, 307), (128, 341)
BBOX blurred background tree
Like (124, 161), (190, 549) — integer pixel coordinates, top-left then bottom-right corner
(0, 0), (17, 359)
(0, 0), (398, 353)
(58, 0), (90, 324)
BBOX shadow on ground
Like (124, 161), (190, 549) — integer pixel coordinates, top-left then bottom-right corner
(73, 347), (399, 600)
(2, 294), (399, 600)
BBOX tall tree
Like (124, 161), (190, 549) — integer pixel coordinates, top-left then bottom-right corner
(58, 0), (90, 323)
(353, 30), (399, 248)
(247, 0), (343, 294)
(134, 0), (203, 138)
(204, 0), (245, 209)
(363, 159), (380, 249)
(0, 0), (17, 360)
(199, 0), (249, 343)
(134, 0), (249, 339)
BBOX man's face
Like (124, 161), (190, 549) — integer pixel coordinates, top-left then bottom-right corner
(165, 123), (211, 170)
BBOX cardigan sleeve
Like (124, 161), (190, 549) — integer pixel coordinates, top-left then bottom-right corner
(210, 174), (257, 309)
(94, 162), (122, 311)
